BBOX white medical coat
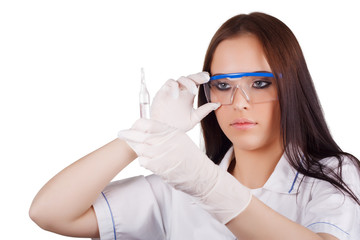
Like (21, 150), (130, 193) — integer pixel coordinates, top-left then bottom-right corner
(92, 147), (360, 240)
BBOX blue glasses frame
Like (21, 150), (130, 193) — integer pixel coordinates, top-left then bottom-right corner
(205, 71), (277, 105)
(209, 72), (274, 81)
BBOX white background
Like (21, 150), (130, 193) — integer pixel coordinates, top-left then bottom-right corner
(1, 0), (359, 239)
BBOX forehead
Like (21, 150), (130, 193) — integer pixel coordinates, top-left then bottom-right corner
(211, 34), (271, 74)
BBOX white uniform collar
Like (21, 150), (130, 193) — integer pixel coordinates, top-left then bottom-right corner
(219, 147), (300, 194)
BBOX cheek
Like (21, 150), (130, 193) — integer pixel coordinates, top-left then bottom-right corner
(214, 107), (230, 131)
(256, 102), (281, 137)
(268, 103), (281, 126)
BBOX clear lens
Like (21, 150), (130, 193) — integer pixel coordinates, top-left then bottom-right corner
(204, 76), (277, 105)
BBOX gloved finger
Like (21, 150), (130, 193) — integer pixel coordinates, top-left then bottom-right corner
(124, 140), (162, 159)
(192, 102), (221, 122)
(161, 79), (180, 98)
(119, 128), (171, 144)
(177, 76), (198, 95)
(131, 118), (175, 134)
(138, 156), (151, 169)
(138, 151), (182, 174)
(138, 156), (166, 173)
(127, 141), (151, 157)
(120, 121), (180, 148)
(118, 129), (151, 143)
(186, 72), (210, 85)
(118, 131), (163, 152)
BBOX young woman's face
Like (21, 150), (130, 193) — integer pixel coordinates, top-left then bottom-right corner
(210, 34), (282, 151)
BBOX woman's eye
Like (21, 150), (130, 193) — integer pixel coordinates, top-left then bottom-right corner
(214, 82), (231, 91)
(253, 81), (271, 89)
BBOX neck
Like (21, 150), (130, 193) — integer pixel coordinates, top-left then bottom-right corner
(232, 140), (284, 189)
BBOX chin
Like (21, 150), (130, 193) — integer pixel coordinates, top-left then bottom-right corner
(231, 137), (266, 151)
(234, 143), (262, 152)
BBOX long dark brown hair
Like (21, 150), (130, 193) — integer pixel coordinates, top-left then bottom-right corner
(198, 12), (360, 204)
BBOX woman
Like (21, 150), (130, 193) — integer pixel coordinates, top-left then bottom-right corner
(29, 12), (360, 239)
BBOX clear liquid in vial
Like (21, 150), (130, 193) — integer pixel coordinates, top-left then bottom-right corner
(140, 102), (150, 119)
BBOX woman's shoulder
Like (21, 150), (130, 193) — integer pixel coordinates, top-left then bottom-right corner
(308, 155), (360, 197)
(319, 155), (360, 178)
(319, 154), (359, 166)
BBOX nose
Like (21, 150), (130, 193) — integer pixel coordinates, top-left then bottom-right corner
(232, 87), (250, 109)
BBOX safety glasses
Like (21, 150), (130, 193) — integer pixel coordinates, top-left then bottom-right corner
(203, 72), (278, 105)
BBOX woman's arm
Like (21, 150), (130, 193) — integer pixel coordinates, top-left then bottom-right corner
(29, 138), (137, 238)
(226, 197), (338, 240)
(29, 72), (211, 238)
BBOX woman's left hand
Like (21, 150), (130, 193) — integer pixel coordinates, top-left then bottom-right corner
(150, 72), (220, 131)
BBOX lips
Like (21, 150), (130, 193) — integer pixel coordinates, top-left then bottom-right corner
(230, 118), (257, 130)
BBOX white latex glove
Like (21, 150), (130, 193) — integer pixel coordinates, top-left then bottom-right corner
(150, 72), (220, 131)
(118, 118), (252, 224)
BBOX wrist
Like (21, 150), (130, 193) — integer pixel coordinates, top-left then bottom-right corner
(114, 138), (138, 164)
(199, 167), (252, 224)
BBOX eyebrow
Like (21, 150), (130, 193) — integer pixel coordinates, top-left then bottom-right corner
(212, 71), (272, 77)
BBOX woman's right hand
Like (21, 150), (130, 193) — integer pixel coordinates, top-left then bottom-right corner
(118, 118), (252, 224)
